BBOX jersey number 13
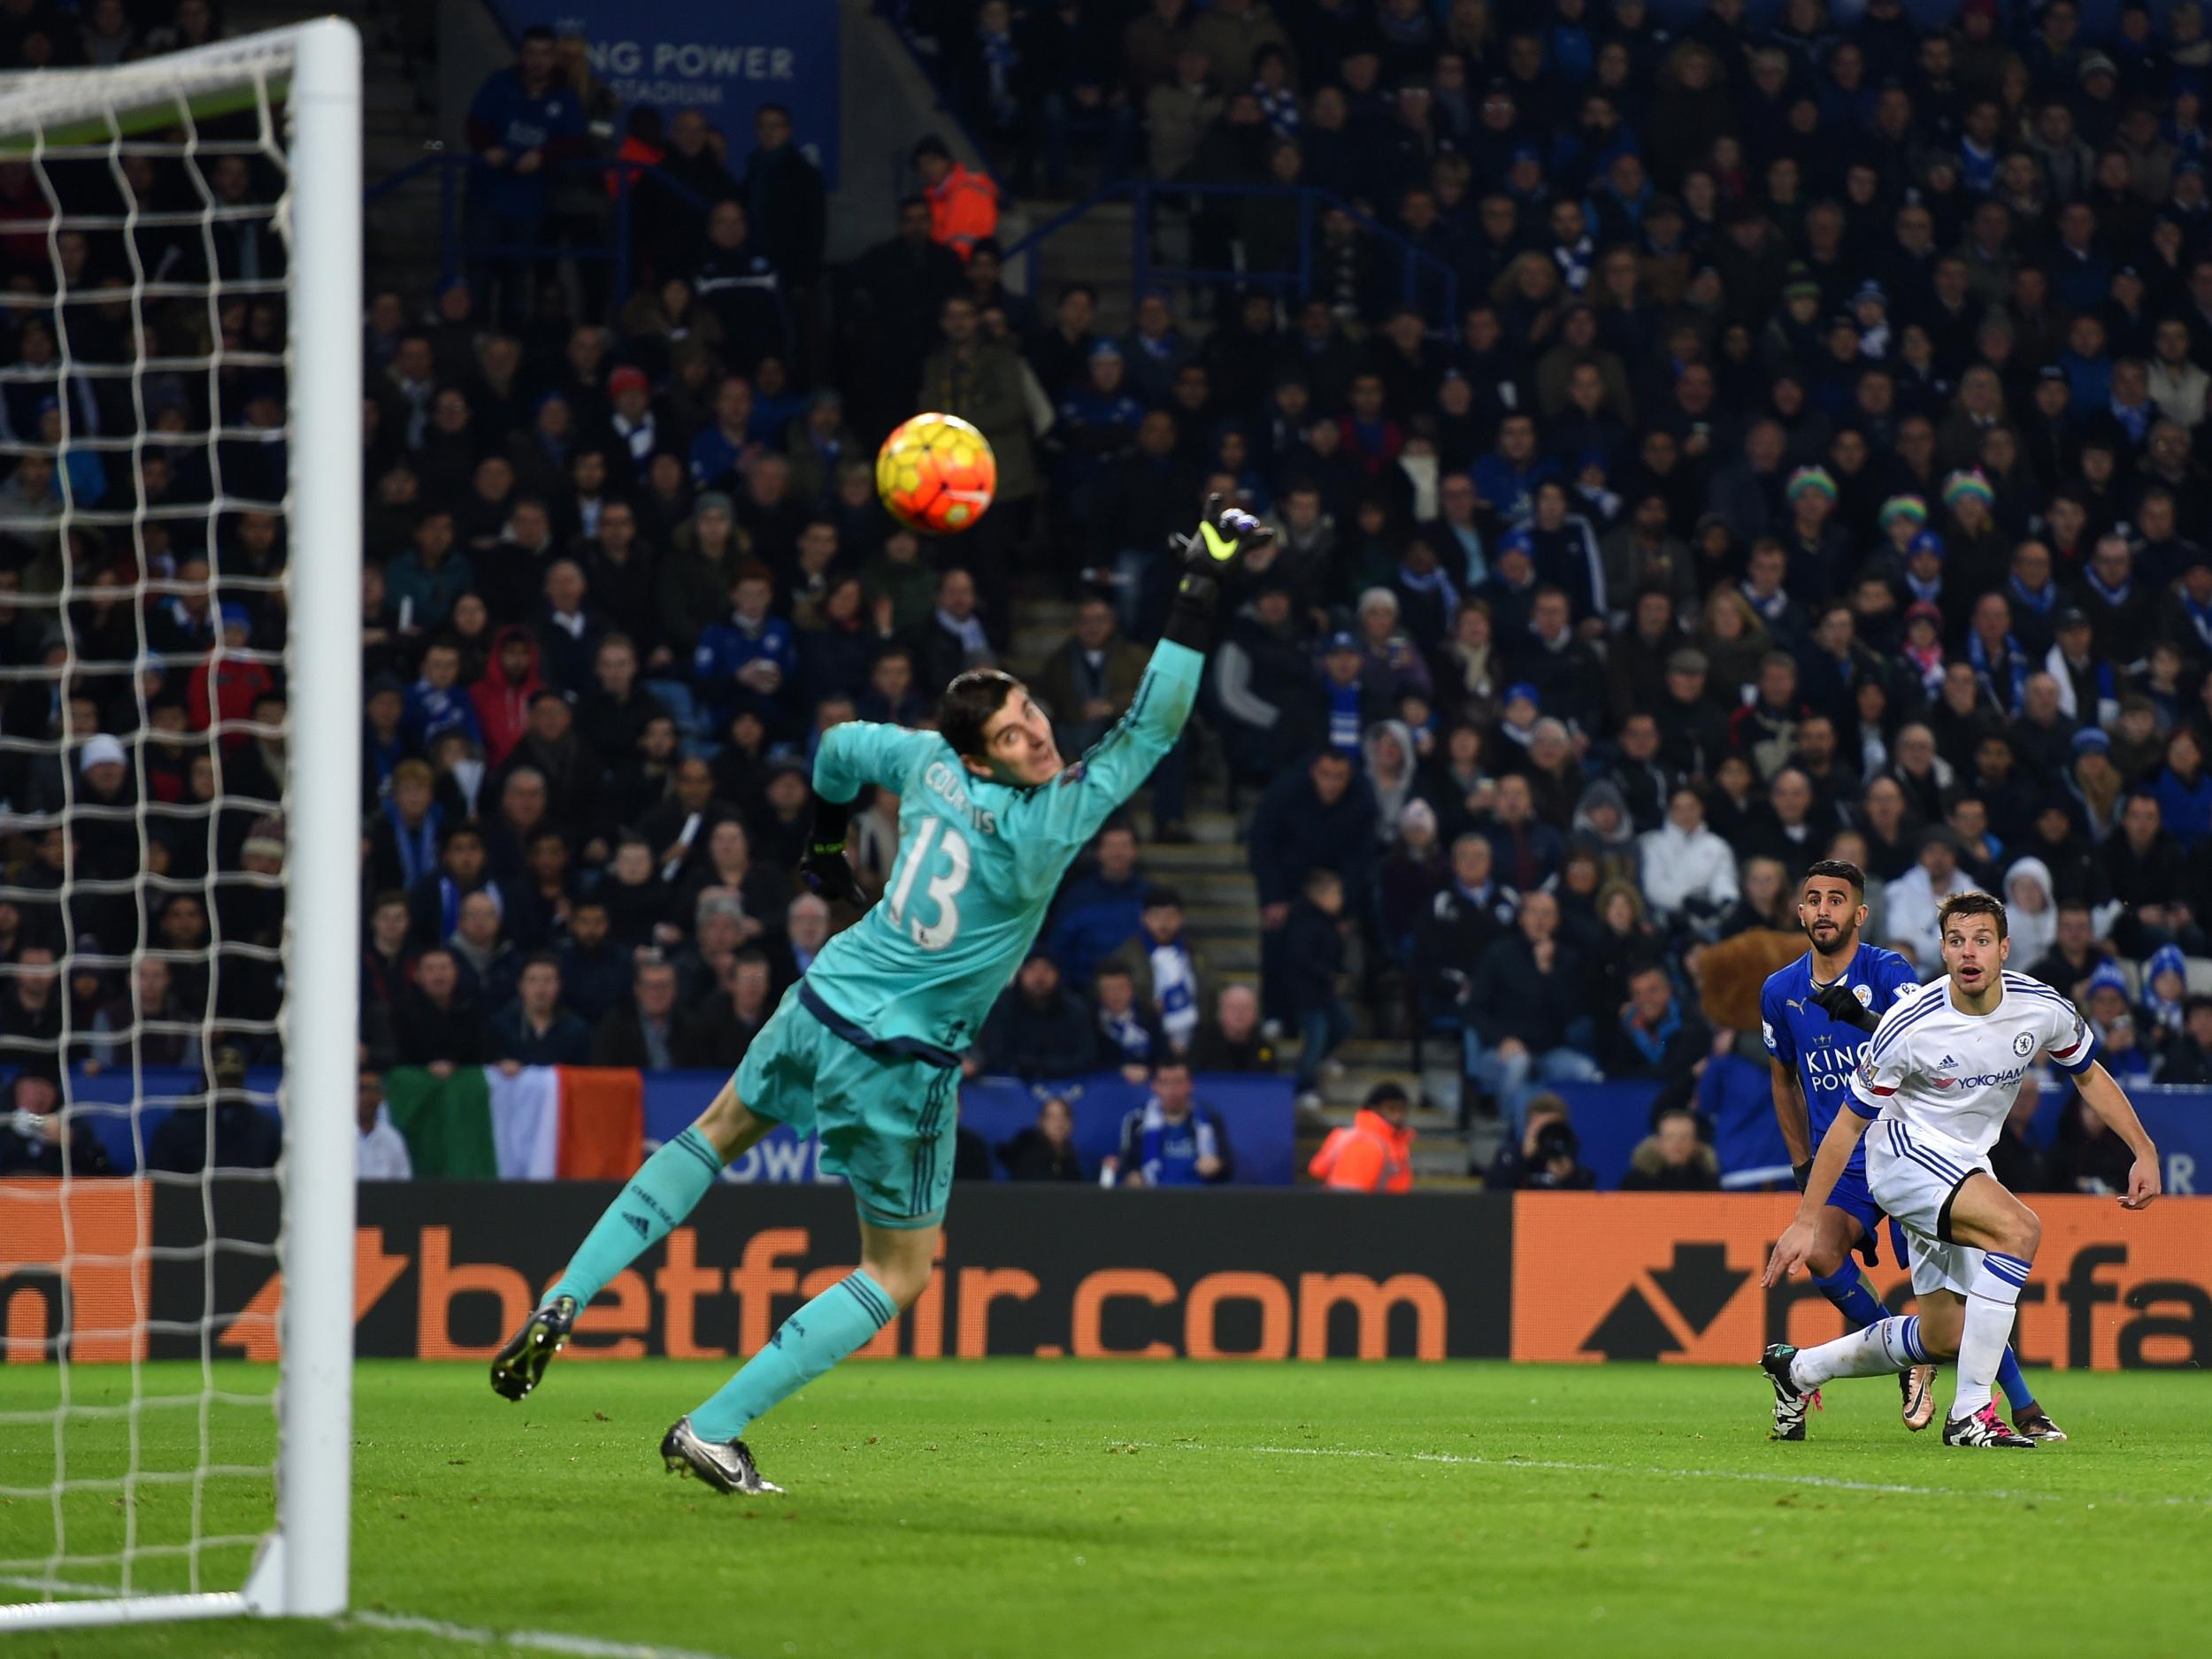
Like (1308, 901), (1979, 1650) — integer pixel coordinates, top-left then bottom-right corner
(885, 818), (971, 950)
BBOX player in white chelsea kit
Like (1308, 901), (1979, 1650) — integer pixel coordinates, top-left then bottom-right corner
(1761, 892), (2162, 1448)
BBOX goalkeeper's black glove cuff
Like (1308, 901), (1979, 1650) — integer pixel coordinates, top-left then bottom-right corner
(809, 795), (850, 849)
(1793, 1159), (1815, 1193)
(799, 796), (859, 902)
(1164, 574), (1222, 650)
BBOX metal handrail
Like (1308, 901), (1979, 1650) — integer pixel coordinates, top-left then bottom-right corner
(872, 0), (1009, 199)
(362, 152), (714, 307)
(361, 152), (442, 201)
(1000, 179), (1460, 329)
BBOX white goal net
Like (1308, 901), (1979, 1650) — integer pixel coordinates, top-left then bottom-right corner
(0, 21), (359, 1631)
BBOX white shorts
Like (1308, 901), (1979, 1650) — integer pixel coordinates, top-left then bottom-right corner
(1865, 1118), (1990, 1299)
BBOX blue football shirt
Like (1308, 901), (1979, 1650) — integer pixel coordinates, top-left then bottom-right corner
(1760, 943), (1923, 1149)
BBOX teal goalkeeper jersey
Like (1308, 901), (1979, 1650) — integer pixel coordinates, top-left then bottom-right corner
(798, 639), (1203, 1061)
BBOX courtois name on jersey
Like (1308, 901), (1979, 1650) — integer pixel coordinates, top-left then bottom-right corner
(1760, 944), (1922, 1144)
(796, 641), (1203, 1059)
(1847, 971), (2100, 1163)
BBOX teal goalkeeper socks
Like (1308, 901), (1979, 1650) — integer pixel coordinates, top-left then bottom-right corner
(549, 1126), (726, 1309)
(687, 1270), (898, 1443)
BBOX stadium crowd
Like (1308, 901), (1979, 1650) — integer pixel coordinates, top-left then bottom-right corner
(2, 2), (2209, 1196)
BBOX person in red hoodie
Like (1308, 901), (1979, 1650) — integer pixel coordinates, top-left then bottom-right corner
(1308, 1081), (1417, 1192)
(470, 623), (547, 769)
(187, 603), (274, 749)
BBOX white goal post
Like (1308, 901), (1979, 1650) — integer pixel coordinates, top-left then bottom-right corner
(0, 17), (360, 1631)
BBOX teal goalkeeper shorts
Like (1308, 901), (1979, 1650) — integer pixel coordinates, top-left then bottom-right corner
(733, 982), (961, 1230)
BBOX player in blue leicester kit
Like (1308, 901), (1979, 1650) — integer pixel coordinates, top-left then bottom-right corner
(1759, 860), (2063, 1442)
(488, 498), (1271, 1494)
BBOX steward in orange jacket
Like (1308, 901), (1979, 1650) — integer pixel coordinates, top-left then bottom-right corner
(913, 134), (998, 262)
(1308, 1083), (1416, 1192)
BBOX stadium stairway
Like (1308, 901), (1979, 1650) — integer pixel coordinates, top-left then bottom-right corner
(230, 0), (449, 303)
(1022, 195), (1192, 340)
(1010, 598), (1483, 1186)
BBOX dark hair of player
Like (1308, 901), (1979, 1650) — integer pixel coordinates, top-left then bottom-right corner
(939, 668), (1024, 760)
(1937, 889), (2008, 941)
(1801, 858), (1865, 896)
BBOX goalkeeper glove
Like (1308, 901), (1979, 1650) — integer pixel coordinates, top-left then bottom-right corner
(1808, 980), (1881, 1033)
(798, 798), (861, 905)
(1164, 492), (1272, 649)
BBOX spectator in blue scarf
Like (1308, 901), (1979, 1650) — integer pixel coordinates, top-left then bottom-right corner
(1251, 44), (1299, 139)
(1092, 962), (1168, 1079)
(1599, 962), (1712, 1086)
(1112, 1059), (1230, 1187)
(363, 672), (408, 803)
(1317, 630), (1372, 753)
(1964, 592), (2032, 713)
(368, 758), (443, 894)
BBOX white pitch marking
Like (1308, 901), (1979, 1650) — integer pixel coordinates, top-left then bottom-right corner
(1134, 1441), (2212, 1507)
(350, 1609), (741, 1659)
(0, 1593), (748, 1654)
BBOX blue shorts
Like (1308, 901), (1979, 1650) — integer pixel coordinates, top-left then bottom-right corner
(1827, 1151), (1909, 1269)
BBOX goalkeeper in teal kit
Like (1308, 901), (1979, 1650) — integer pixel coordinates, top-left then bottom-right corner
(490, 500), (1270, 1494)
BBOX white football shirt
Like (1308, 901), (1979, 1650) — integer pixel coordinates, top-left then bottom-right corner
(1846, 971), (2099, 1163)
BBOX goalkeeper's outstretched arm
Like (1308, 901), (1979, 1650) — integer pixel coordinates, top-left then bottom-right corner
(1010, 497), (1270, 872)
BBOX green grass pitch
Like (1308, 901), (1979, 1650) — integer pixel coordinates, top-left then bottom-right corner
(4, 1359), (2209, 1658)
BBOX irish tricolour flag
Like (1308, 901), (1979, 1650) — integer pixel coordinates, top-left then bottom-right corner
(381, 1065), (644, 1179)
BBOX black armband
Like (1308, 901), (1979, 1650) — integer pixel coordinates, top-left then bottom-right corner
(1793, 1159), (1814, 1193)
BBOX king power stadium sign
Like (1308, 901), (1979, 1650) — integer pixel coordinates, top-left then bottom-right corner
(492, 5), (841, 182)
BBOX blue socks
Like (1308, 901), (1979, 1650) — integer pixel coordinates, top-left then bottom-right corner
(1996, 1337), (2035, 1411)
(1810, 1260), (1890, 1332)
(689, 1270), (898, 1442)
(549, 1126), (726, 1310)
